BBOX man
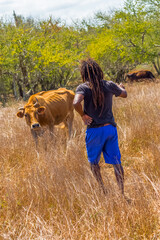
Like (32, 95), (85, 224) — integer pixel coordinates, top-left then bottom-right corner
(73, 58), (127, 195)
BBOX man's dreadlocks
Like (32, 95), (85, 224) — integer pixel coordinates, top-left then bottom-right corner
(80, 58), (104, 116)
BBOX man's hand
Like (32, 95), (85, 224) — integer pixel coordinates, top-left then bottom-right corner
(118, 83), (127, 98)
(119, 83), (125, 89)
(82, 114), (93, 125)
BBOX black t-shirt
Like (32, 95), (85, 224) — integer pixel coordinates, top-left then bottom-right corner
(75, 80), (122, 128)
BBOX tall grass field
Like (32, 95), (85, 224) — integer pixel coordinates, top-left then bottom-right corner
(0, 81), (160, 239)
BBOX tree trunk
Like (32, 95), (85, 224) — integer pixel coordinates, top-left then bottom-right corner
(13, 73), (18, 99)
(17, 80), (23, 98)
(152, 58), (160, 75)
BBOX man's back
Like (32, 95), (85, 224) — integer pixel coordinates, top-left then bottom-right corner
(75, 80), (123, 127)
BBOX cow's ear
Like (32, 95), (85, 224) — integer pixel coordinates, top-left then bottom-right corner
(17, 111), (24, 118)
(37, 106), (46, 115)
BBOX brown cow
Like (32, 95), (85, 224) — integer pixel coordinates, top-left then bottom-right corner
(126, 70), (155, 82)
(17, 88), (75, 146)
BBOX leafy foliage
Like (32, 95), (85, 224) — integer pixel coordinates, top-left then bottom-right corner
(1, 0), (160, 102)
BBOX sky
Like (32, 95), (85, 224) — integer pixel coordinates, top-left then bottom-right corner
(0, 0), (125, 24)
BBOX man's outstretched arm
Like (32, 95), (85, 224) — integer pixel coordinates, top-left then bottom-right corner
(118, 83), (127, 98)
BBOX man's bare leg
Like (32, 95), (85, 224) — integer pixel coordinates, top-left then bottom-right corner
(113, 164), (124, 195)
(90, 163), (106, 194)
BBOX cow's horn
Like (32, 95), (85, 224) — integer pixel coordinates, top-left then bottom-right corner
(18, 107), (25, 111)
(34, 97), (40, 108)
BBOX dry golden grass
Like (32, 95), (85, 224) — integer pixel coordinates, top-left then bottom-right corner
(0, 81), (160, 239)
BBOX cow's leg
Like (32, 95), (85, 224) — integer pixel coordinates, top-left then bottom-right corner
(31, 129), (40, 157)
(38, 128), (48, 151)
(64, 111), (74, 138)
(49, 125), (54, 139)
(31, 129), (38, 147)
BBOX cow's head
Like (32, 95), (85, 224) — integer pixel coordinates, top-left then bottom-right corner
(17, 98), (46, 130)
(126, 73), (136, 81)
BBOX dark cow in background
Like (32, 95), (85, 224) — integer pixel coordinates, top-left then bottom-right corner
(126, 70), (155, 82)
(17, 88), (75, 146)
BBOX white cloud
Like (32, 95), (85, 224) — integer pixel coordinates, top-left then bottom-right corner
(0, 0), (124, 23)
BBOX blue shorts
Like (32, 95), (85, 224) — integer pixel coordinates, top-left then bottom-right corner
(85, 125), (121, 165)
